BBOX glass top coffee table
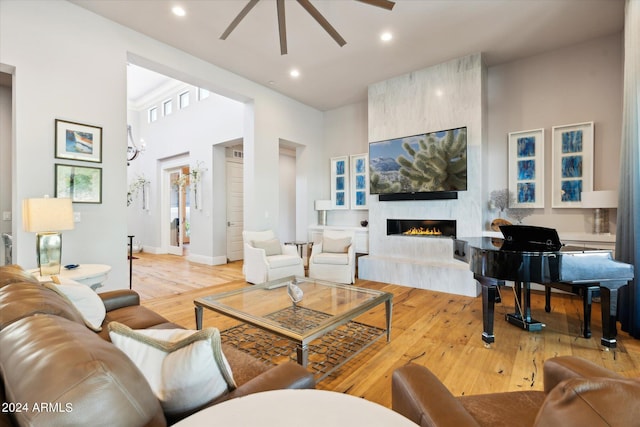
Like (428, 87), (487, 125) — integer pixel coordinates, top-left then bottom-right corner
(194, 276), (393, 372)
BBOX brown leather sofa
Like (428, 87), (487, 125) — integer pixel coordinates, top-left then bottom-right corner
(0, 265), (315, 427)
(392, 357), (640, 427)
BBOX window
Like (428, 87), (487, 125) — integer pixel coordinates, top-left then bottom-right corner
(197, 87), (210, 101)
(163, 99), (173, 116)
(148, 107), (158, 123)
(179, 91), (190, 109)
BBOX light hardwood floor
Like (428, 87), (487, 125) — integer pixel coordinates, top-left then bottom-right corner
(133, 252), (640, 409)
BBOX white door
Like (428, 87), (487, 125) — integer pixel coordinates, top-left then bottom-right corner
(166, 166), (189, 256)
(226, 160), (243, 261)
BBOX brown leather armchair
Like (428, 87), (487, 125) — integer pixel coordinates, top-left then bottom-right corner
(392, 356), (640, 427)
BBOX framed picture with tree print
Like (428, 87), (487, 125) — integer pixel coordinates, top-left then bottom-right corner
(55, 164), (102, 204)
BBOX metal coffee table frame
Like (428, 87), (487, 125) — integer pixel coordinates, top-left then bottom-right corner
(194, 276), (393, 368)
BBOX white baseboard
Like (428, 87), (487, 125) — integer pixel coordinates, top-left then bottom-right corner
(137, 246), (228, 266)
(140, 246), (162, 254)
(186, 254), (228, 266)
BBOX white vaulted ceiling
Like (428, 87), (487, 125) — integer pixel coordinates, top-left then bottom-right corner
(71, 0), (625, 111)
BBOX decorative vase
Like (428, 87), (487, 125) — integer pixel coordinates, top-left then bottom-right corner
(490, 218), (511, 232)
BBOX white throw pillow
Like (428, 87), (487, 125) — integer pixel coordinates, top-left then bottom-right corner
(252, 238), (282, 256)
(43, 278), (106, 331)
(323, 236), (351, 253)
(108, 323), (237, 415)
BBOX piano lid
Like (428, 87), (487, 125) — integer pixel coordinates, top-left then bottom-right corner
(499, 225), (563, 252)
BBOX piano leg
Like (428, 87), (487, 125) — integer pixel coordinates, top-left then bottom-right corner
(582, 287), (597, 339)
(545, 286), (551, 312)
(482, 284), (497, 346)
(600, 284), (622, 349)
(476, 274), (496, 347)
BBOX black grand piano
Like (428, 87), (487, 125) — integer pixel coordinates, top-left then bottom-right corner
(454, 226), (634, 348)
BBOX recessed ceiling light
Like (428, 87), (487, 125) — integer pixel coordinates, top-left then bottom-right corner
(172, 6), (186, 17)
(380, 32), (393, 42)
(290, 69), (300, 78)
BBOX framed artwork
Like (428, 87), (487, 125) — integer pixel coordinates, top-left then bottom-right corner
(350, 153), (369, 210)
(508, 128), (544, 208)
(55, 164), (102, 204)
(551, 122), (594, 208)
(55, 119), (102, 163)
(330, 156), (349, 209)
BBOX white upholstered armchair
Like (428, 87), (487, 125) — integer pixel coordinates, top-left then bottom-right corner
(242, 230), (304, 284)
(308, 230), (356, 284)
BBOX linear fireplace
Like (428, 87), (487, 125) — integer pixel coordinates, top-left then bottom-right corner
(387, 219), (457, 238)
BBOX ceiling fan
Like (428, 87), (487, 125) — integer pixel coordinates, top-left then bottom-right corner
(220, 0), (395, 55)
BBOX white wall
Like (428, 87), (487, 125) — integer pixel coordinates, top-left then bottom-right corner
(278, 150), (296, 242)
(1, 0), (324, 289)
(0, 84), (11, 264)
(321, 102), (370, 227)
(487, 33), (623, 232)
(321, 33), (624, 236)
(0, 0), (624, 287)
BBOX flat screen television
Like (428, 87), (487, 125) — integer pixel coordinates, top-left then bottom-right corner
(369, 126), (467, 200)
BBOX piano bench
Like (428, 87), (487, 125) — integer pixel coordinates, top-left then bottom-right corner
(544, 284), (600, 339)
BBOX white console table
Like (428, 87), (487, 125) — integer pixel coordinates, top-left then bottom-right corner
(30, 264), (112, 290)
(308, 225), (369, 254)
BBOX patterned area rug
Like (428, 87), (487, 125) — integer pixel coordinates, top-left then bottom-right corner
(220, 305), (386, 382)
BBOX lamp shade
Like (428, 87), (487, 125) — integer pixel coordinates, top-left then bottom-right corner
(23, 198), (74, 232)
(314, 200), (332, 211)
(581, 191), (618, 209)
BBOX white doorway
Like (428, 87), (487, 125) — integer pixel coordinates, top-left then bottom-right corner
(278, 147), (297, 242)
(226, 158), (243, 261)
(163, 164), (191, 256)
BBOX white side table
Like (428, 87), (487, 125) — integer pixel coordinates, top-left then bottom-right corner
(173, 389), (419, 426)
(30, 264), (112, 290)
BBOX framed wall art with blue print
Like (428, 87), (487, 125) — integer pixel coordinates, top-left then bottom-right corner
(552, 122), (594, 208)
(331, 156), (350, 209)
(508, 128), (545, 208)
(350, 153), (369, 210)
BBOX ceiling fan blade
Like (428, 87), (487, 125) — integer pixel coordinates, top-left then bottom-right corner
(355, 0), (395, 10)
(277, 0), (287, 55)
(220, 0), (260, 40)
(296, 0), (346, 47)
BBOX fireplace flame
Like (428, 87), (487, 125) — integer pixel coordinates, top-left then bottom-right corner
(403, 227), (443, 236)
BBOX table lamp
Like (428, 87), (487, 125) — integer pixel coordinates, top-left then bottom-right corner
(22, 197), (74, 276)
(314, 200), (332, 226)
(581, 190), (618, 234)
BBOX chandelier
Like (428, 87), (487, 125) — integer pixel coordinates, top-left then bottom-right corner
(127, 125), (145, 165)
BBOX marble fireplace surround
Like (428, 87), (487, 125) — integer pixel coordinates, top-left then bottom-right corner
(357, 53), (484, 298)
(358, 222), (479, 297)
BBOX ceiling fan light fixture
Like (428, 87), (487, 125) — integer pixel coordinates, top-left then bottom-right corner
(221, 0), (395, 53)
